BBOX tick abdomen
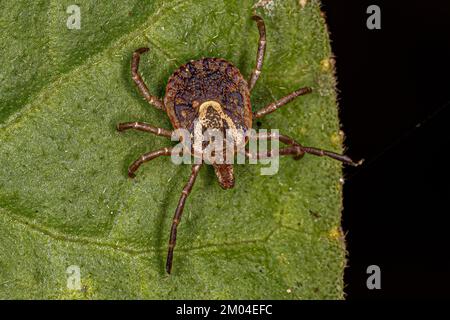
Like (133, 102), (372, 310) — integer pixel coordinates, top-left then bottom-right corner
(164, 58), (252, 134)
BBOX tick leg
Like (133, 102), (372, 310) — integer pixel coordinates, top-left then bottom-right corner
(245, 145), (303, 160)
(131, 47), (164, 110)
(293, 145), (363, 166)
(251, 131), (306, 159)
(166, 164), (202, 274)
(117, 122), (173, 139)
(253, 87), (312, 119)
(247, 132), (362, 166)
(248, 15), (266, 92)
(128, 147), (173, 178)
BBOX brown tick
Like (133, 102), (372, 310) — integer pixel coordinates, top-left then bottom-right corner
(117, 15), (361, 274)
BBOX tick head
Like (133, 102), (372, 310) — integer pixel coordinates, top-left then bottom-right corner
(213, 164), (235, 189)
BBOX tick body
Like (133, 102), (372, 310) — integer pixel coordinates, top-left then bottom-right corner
(117, 15), (361, 274)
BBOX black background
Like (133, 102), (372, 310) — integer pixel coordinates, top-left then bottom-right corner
(321, 0), (450, 299)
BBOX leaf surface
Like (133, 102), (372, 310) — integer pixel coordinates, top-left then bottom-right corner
(0, 0), (346, 299)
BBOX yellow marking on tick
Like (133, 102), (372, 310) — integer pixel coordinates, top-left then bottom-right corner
(192, 100), (245, 162)
(198, 100), (237, 132)
(200, 101), (244, 141)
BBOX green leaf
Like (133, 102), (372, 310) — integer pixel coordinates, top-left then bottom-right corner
(0, 0), (346, 299)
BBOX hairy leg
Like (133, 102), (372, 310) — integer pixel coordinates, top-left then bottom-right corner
(117, 121), (173, 138)
(166, 164), (203, 274)
(128, 147), (173, 178)
(253, 87), (312, 119)
(248, 15), (266, 92)
(247, 131), (362, 166)
(131, 47), (164, 110)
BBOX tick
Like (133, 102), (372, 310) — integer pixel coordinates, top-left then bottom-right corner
(117, 15), (361, 274)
